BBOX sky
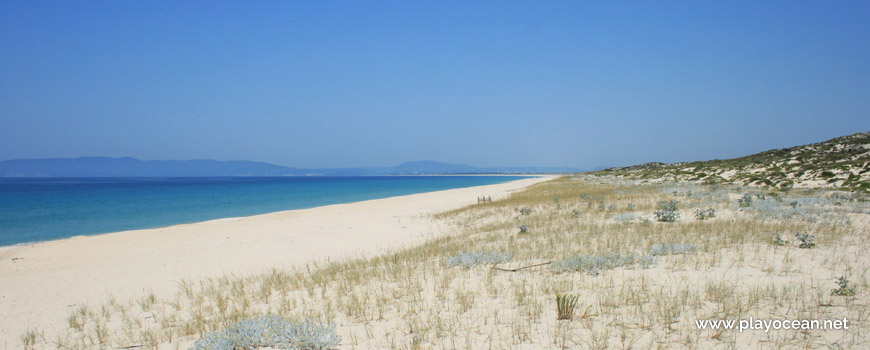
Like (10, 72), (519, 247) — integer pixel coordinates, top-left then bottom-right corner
(1, 1), (868, 169)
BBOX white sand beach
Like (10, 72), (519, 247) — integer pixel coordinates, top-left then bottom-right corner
(0, 177), (550, 345)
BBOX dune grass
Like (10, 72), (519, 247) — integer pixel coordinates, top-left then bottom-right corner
(24, 176), (870, 349)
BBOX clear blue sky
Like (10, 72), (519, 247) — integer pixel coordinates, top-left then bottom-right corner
(1, 1), (868, 169)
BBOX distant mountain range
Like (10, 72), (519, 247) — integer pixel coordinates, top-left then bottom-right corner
(0, 158), (581, 177)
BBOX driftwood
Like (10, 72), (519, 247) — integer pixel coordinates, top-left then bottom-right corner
(491, 261), (552, 272)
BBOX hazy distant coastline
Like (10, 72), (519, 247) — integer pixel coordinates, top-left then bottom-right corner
(0, 157), (581, 177)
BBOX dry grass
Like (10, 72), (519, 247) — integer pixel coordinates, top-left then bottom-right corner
(24, 176), (870, 349)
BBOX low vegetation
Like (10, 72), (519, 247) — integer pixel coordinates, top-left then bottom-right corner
(602, 131), (870, 191)
(555, 294), (580, 320)
(654, 199), (680, 222)
(192, 316), (339, 350)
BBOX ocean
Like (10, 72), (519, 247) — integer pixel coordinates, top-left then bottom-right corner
(0, 176), (529, 247)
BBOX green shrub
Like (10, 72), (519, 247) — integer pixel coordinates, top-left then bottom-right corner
(694, 208), (716, 220)
(654, 200), (679, 222)
(831, 276), (856, 296)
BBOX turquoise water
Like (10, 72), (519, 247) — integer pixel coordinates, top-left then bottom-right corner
(0, 176), (528, 247)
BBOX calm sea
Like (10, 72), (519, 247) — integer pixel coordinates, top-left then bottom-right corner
(0, 176), (528, 247)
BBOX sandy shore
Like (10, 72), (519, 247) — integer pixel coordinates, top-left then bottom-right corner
(0, 176), (550, 345)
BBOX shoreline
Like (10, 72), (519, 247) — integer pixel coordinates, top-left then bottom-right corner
(0, 175), (542, 249)
(0, 176), (551, 343)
